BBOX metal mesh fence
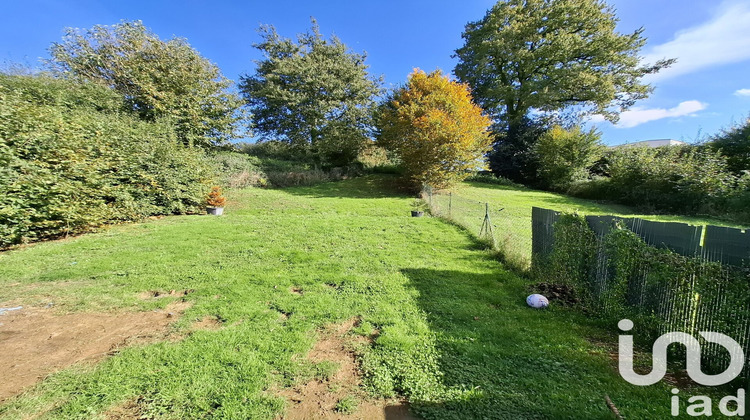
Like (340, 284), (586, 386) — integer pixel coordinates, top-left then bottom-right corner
(422, 186), (532, 270)
(533, 207), (750, 377)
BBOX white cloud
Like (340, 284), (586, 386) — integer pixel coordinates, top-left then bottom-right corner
(735, 89), (750, 97)
(642, 1), (750, 82)
(615, 101), (707, 128)
(588, 101), (707, 128)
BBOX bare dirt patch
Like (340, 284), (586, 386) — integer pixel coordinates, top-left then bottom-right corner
(138, 289), (194, 300)
(105, 397), (144, 420)
(191, 315), (224, 331)
(277, 318), (418, 420)
(0, 301), (189, 402)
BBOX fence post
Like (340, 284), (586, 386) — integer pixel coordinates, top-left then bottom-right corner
(449, 192), (452, 217)
(480, 202), (494, 246)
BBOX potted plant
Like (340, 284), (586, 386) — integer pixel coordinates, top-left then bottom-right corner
(411, 199), (427, 217)
(206, 186), (226, 216)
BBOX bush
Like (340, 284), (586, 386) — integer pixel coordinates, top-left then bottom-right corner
(534, 125), (604, 191)
(464, 173), (521, 187)
(211, 152), (267, 188)
(605, 145), (735, 213)
(708, 117), (750, 175)
(0, 74), (213, 247)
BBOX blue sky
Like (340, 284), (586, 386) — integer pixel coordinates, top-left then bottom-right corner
(2, 0), (749, 145)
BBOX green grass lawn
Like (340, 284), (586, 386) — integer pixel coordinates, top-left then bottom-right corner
(0, 176), (708, 419)
(431, 180), (749, 268)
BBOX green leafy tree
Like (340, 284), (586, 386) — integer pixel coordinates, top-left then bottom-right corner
(48, 20), (243, 149)
(377, 69), (492, 189)
(239, 20), (381, 167)
(454, 0), (674, 127)
(709, 117), (750, 175)
(534, 125), (603, 191)
(488, 116), (550, 184)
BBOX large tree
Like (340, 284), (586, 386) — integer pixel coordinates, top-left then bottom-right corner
(48, 20), (243, 149)
(454, 0), (674, 127)
(377, 69), (492, 189)
(239, 20), (381, 167)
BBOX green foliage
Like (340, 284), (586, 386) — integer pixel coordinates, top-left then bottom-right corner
(487, 116), (550, 184)
(536, 213), (750, 372)
(211, 152), (267, 189)
(334, 395), (358, 414)
(0, 73), (212, 247)
(356, 144), (398, 170)
(48, 20), (243, 149)
(604, 146), (735, 213)
(534, 125), (604, 191)
(454, 0), (673, 126)
(464, 173), (521, 187)
(239, 19), (381, 167)
(534, 213), (597, 300)
(708, 116), (750, 175)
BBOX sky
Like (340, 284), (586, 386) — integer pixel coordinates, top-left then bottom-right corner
(1, 0), (749, 146)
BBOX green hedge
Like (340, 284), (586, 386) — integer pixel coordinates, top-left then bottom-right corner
(568, 145), (748, 221)
(0, 74), (213, 247)
(535, 213), (750, 373)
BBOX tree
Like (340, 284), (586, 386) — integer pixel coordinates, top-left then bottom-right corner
(377, 69), (492, 189)
(453, 0), (674, 127)
(239, 20), (381, 167)
(488, 116), (550, 184)
(48, 20), (242, 149)
(534, 125), (603, 191)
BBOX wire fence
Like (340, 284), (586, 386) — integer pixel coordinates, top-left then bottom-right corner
(533, 207), (750, 378)
(422, 186), (532, 270)
(422, 185), (750, 378)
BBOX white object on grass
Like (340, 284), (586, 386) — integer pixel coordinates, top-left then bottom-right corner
(526, 294), (549, 309)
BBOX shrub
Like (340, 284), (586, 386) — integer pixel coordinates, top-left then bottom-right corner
(357, 144), (396, 169)
(605, 145), (735, 213)
(206, 186), (226, 208)
(708, 117), (750, 175)
(534, 125), (604, 191)
(464, 173), (521, 187)
(211, 152), (266, 188)
(0, 73), (212, 247)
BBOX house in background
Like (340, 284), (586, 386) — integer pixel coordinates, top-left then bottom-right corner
(611, 139), (687, 148)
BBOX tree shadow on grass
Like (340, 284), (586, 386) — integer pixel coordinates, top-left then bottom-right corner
(400, 266), (669, 419)
(283, 175), (411, 200)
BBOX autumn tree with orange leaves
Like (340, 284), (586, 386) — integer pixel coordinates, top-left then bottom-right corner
(377, 69), (492, 189)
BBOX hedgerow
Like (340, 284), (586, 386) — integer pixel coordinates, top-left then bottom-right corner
(0, 74), (213, 247)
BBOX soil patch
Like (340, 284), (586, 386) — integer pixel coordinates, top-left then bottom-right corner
(529, 282), (580, 306)
(191, 316), (224, 331)
(0, 301), (189, 402)
(277, 318), (418, 420)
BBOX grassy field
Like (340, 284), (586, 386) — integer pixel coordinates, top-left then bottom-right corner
(429, 180), (749, 269)
(0, 176), (714, 419)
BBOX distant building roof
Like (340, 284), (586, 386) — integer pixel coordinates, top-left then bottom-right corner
(611, 139), (687, 148)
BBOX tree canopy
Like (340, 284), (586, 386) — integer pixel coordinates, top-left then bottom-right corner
(377, 69), (492, 189)
(453, 0), (674, 127)
(239, 20), (381, 167)
(48, 20), (243, 149)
